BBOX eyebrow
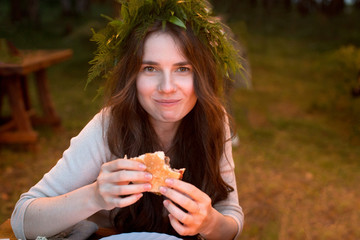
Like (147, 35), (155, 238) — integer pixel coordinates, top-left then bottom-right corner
(141, 60), (190, 66)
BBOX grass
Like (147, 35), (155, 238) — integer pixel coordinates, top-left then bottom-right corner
(227, 5), (360, 240)
(1, 2), (360, 239)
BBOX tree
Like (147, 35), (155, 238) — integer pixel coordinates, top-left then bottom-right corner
(60, 0), (90, 16)
(10, 0), (40, 25)
(296, 0), (318, 16)
(354, 0), (360, 9)
(320, 0), (345, 16)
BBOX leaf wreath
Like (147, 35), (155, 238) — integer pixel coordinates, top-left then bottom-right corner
(87, 0), (245, 92)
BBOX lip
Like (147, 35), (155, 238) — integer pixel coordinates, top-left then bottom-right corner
(154, 99), (181, 106)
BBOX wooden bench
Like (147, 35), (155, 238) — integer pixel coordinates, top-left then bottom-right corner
(0, 49), (73, 145)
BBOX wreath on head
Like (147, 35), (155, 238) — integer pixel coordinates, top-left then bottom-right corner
(87, 0), (245, 92)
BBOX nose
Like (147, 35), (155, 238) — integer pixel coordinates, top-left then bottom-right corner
(158, 71), (176, 93)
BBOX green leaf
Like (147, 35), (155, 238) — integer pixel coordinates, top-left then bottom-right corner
(100, 14), (113, 22)
(168, 16), (186, 29)
(109, 20), (123, 31)
(162, 20), (167, 31)
(121, 4), (128, 19)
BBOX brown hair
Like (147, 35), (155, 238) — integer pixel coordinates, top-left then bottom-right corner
(104, 21), (234, 237)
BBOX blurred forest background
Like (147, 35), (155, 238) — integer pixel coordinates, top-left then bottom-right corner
(1, 0), (360, 239)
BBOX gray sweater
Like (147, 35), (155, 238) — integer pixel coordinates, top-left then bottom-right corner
(11, 110), (244, 240)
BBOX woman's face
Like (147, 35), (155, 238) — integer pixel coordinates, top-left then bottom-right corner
(136, 32), (197, 127)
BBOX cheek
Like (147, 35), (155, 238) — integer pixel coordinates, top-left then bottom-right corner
(186, 87), (196, 102)
(136, 79), (147, 109)
(181, 77), (196, 98)
(136, 76), (155, 99)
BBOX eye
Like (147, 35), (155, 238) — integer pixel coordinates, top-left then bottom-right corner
(176, 67), (191, 72)
(143, 66), (157, 72)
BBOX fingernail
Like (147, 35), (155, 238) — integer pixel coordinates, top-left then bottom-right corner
(163, 200), (169, 207)
(145, 173), (152, 180)
(139, 163), (146, 170)
(159, 186), (167, 194)
(165, 178), (174, 185)
(144, 184), (152, 191)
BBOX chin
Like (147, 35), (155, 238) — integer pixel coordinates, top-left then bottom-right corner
(160, 115), (183, 123)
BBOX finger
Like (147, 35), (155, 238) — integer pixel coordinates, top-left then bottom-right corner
(117, 181), (131, 186)
(160, 186), (200, 214)
(163, 200), (192, 225)
(99, 170), (152, 184)
(165, 178), (208, 203)
(112, 193), (143, 208)
(102, 159), (146, 172)
(107, 183), (152, 196)
(118, 170), (153, 183)
(168, 214), (191, 236)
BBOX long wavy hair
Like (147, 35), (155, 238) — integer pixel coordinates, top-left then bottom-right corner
(104, 21), (234, 237)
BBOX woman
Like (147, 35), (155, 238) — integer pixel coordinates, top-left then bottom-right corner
(11, 1), (244, 239)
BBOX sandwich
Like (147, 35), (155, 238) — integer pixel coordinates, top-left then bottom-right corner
(130, 151), (185, 194)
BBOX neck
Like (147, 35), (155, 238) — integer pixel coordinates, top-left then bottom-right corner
(151, 121), (180, 152)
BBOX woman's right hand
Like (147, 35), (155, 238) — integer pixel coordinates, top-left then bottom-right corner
(94, 158), (152, 210)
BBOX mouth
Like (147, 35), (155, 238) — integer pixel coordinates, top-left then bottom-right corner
(155, 99), (181, 106)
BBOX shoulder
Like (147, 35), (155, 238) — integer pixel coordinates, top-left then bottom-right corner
(65, 108), (113, 160)
(91, 108), (111, 126)
(79, 108), (111, 136)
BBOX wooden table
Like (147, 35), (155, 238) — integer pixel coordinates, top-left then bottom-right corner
(0, 49), (73, 145)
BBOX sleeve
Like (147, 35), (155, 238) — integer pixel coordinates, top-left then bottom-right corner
(10, 110), (114, 240)
(213, 122), (244, 239)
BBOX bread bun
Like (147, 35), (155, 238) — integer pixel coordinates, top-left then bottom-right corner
(130, 151), (185, 194)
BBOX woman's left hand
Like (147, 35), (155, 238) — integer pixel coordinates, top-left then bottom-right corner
(160, 178), (216, 237)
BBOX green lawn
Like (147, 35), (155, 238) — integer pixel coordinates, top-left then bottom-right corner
(1, 2), (359, 240)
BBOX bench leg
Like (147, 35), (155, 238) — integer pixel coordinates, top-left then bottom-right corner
(0, 76), (38, 144)
(33, 69), (62, 128)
